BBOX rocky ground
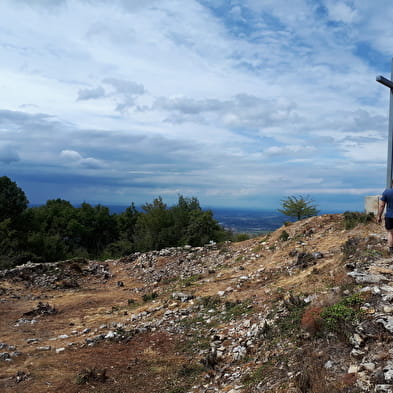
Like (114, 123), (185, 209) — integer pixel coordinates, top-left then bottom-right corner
(1, 214), (393, 392)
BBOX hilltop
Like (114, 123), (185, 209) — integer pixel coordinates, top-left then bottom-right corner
(0, 213), (393, 393)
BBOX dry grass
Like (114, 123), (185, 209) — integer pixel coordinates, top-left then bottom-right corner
(0, 214), (385, 393)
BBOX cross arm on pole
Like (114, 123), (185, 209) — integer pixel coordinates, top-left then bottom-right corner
(377, 75), (393, 89)
(377, 60), (393, 188)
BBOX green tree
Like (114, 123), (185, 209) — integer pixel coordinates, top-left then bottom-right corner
(134, 197), (174, 251)
(105, 203), (140, 257)
(77, 203), (118, 256)
(27, 199), (78, 261)
(0, 177), (30, 267)
(117, 203), (139, 241)
(278, 195), (319, 221)
(0, 176), (28, 222)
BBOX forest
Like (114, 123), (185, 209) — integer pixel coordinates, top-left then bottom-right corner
(0, 176), (231, 269)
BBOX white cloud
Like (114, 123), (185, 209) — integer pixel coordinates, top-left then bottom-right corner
(0, 0), (392, 208)
(79, 157), (107, 169)
(60, 150), (82, 161)
(324, 0), (358, 23)
(264, 145), (316, 156)
(60, 149), (106, 169)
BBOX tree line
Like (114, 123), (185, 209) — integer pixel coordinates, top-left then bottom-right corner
(0, 176), (229, 269)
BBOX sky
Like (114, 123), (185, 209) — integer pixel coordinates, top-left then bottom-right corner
(0, 0), (392, 211)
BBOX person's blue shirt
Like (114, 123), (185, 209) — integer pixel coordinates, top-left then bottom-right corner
(381, 188), (393, 217)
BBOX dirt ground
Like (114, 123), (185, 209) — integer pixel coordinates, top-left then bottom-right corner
(0, 214), (387, 393)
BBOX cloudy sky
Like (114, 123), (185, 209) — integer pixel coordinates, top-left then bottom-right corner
(0, 0), (392, 211)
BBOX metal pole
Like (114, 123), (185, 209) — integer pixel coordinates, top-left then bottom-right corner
(387, 59), (393, 188)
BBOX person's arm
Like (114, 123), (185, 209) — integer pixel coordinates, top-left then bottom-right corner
(377, 199), (386, 223)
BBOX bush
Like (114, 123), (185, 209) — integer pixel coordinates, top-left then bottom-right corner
(279, 230), (289, 241)
(75, 368), (108, 385)
(232, 233), (251, 242)
(300, 306), (323, 335)
(320, 294), (363, 337)
(343, 211), (374, 230)
(142, 292), (158, 302)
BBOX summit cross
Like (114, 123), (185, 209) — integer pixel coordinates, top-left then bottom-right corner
(377, 59), (393, 188)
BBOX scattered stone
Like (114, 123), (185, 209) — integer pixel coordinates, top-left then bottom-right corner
(14, 371), (30, 383)
(15, 318), (37, 326)
(0, 352), (10, 361)
(37, 346), (51, 351)
(26, 338), (40, 344)
(171, 292), (195, 302)
(23, 302), (57, 317)
(377, 317), (393, 334)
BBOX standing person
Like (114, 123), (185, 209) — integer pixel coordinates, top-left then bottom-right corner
(377, 186), (393, 254)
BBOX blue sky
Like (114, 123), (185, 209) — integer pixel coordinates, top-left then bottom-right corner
(0, 0), (392, 211)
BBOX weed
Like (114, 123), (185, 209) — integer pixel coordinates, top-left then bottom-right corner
(241, 364), (269, 386)
(75, 367), (108, 385)
(142, 292), (158, 302)
(252, 244), (264, 253)
(320, 294), (364, 338)
(341, 292), (364, 306)
(232, 233), (251, 242)
(341, 237), (360, 261)
(222, 299), (253, 321)
(179, 274), (201, 287)
(343, 211), (374, 230)
(177, 363), (205, 378)
(198, 295), (221, 309)
(278, 230), (289, 241)
(277, 303), (307, 336)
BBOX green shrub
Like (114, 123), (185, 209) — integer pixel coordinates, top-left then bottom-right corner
(198, 295), (222, 309)
(142, 292), (158, 302)
(343, 211), (374, 230)
(279, 230), (289, 241)
(232, 233), (251, 242)
(320, 294), (363, 336)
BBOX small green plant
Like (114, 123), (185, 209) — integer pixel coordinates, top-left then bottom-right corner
(276, 303), (307, 336)
(180, 274), (201, 287)
(232, 233), (250, 242)
(343, 211), (374, 230)
(142, 292), (158, 302)
(223, 299), (253, 321)
(177, 363), (205, 378)
(198, 295), (221, 309)
(278, 230), (289, 241)
(75, 368), (107, 385)
(320, 294), (363, 336)
(241, 364), (270, 386)
(341, 237), (360, 261)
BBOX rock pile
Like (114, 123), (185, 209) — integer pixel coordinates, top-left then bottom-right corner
(0, 258), (111, 288)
